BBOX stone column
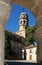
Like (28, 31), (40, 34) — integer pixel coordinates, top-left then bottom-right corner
(0, 1), (11, 65)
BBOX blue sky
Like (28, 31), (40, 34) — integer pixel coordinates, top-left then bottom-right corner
(5, 4), (36, 33)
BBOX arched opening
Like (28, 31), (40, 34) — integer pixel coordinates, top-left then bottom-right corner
(0, 0), (42, 65)
(24, 20), (25, 24)
(20, 21), (22, 25)
(5, 4), (36, 32)
(4, 4), (36, 60)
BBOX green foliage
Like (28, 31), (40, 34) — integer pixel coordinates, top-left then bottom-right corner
(5, 31), (11, 58)
(25, 26), (36, 46)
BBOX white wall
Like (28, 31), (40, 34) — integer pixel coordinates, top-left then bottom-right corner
(26, 47), (37, 63)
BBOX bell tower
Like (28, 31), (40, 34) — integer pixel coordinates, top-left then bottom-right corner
(16, 12), (28, 38)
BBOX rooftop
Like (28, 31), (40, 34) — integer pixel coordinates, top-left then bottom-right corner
(22, 44), (37, 49)
(5, 30), (25, 45)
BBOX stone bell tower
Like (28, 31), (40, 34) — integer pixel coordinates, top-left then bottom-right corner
(16, 12), (28, 38)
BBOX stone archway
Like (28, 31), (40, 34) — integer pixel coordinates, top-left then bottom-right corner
(0, 0), (42, 65)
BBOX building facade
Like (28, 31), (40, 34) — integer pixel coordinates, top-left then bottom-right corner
(22, 45), (37, 63)
(5, 30), (25, 60)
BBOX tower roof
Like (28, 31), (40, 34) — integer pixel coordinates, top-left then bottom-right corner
(21, 12), (27, 15)
(20, 12), (28, 19)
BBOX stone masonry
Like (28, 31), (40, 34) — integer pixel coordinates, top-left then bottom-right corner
(0, 0), (42, 64)
(0, 0), (11, 65)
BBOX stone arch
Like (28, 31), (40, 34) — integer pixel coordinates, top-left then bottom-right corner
(0, 0), (42, 65)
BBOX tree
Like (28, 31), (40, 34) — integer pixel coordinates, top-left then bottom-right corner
(5, 31), (11, 59)
(25, 26), (36, 46)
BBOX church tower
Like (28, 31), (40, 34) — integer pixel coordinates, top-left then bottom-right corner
(16, 12), (28, 38)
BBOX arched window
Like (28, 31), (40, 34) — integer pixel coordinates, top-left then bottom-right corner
(29, 50), (32, 53)
(20, 21), (22, 24)
(24, 20), (25, 24)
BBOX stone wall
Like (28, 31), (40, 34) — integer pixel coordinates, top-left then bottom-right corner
(0, 0), (11, 65)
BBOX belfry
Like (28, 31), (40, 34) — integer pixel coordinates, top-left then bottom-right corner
(16, 12), (28, 38)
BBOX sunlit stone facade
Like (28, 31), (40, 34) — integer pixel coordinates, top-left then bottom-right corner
(16, 12), (28, 38)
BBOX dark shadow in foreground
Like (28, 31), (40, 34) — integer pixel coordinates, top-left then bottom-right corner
(4, 62), (39, 65)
